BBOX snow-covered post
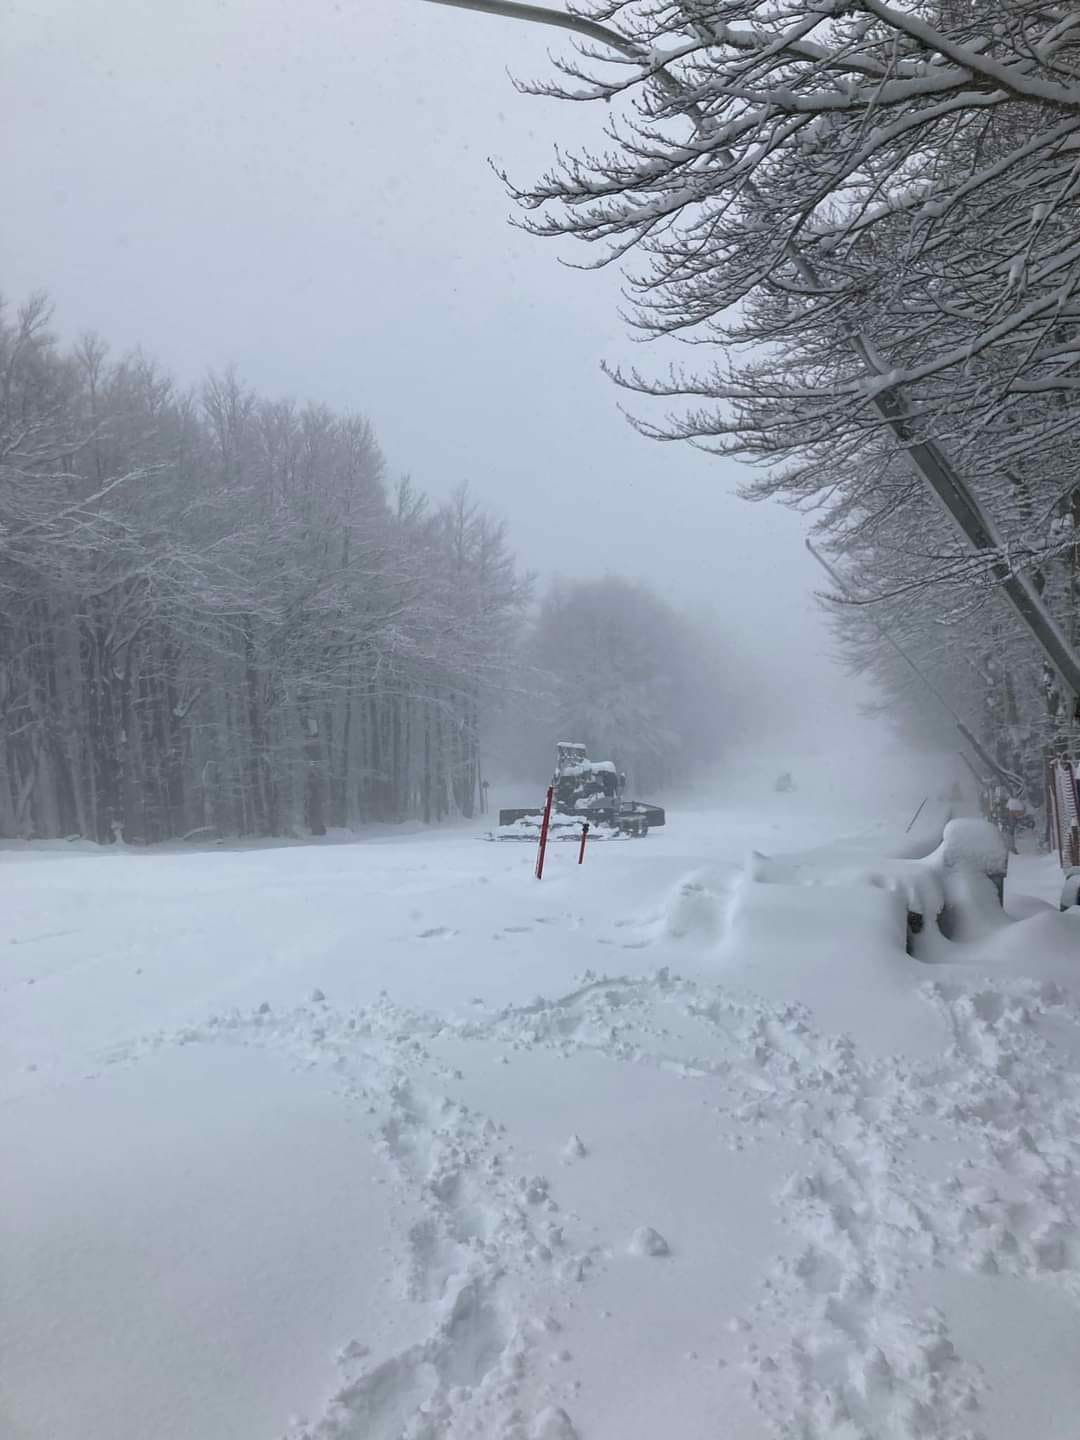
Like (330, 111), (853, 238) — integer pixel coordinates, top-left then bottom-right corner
(577, 821), (589, 865)
(534, 785), (554, 880)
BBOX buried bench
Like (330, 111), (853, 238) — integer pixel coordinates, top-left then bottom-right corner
(747, 817), (1009, 957)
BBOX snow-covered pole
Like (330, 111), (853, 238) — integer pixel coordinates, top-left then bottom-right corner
(905, 798), (928, 835)
(535, 784), (554, 879)
(420, 0), (639, 53)
(419, 0), (1080, 707)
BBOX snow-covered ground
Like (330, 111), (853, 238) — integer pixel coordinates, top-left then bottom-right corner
(3, 790), (1079, 1440)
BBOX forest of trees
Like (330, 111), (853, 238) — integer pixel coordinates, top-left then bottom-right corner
(0, 294), (530, 842)
(499, 575), (731, 794)
(511, 0), (1080, 803)
(0, 294), (736, 843)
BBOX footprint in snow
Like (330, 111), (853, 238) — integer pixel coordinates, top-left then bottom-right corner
(503, 925), (533, 934)
(418, 926), (457, 940)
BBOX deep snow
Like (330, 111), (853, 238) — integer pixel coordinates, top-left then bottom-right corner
(2, 793), (1079, 1440)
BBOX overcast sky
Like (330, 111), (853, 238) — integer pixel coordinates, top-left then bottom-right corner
(2, 0), (897, 757)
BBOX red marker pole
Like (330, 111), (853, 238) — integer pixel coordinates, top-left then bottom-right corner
(534, 785), (554, 880)
(578, 822), (589, 865)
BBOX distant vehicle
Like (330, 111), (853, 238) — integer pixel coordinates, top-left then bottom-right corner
(494, 742), (665, 840)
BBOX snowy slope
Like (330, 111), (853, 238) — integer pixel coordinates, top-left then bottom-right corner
(2, 801), (1079, 1440)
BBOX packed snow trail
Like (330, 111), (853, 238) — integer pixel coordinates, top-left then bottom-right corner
(2, 801), (1079, 1440)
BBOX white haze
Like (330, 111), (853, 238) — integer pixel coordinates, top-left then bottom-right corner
(0, 0), (928, 781)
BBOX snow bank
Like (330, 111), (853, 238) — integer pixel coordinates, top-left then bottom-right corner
(628, 1226), (670, 1258)
(746, 817), (1014, 957)
(722, 869), (944, 1056)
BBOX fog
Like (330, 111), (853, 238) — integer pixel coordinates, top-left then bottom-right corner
(2, 0), (910, 771)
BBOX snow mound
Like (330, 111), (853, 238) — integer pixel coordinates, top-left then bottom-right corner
(531, 1406), (579, 1440)
(629, 1225), (670, 1257)
(662, 874), (724, 940)
(561, 1133), (587, 1161)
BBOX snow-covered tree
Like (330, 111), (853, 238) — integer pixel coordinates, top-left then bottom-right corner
(502, 575), (731, 793)
(508, 0), (1080, 768)
(0, 295), (528, 841)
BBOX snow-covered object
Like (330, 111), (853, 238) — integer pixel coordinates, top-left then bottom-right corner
(559, 760), (616, 778)
(914, 819), (1010, 949)
(724, 871), (938, 1055)
(752, 846), (944, 923)
(491, 815), (626, 843)
(561, 1133), (587, 1161)
(747, 815), (1010, 952)
(935, 817), (1008, 878)
(629, 1225), (670, 1257)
